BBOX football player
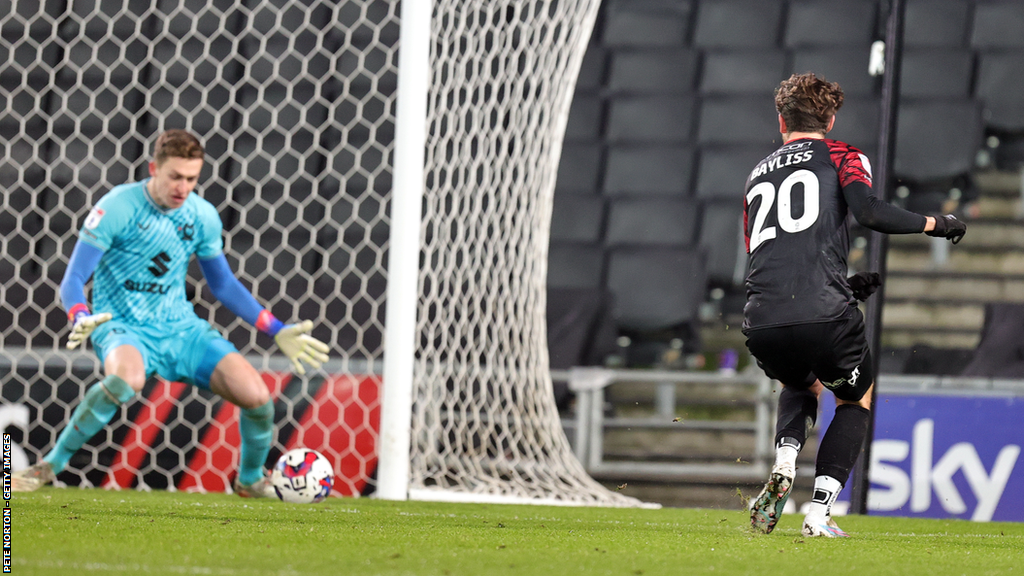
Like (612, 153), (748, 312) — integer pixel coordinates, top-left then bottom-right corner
(12, 130), (330, 496)
(744, 74), (966, 537)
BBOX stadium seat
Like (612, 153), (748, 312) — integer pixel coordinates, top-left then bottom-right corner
(693, 0), (784, 48)
(900, 49), (974, 99)
(605, 247), (706, 332)
(697, 96), (779, 146)
(546, 287), (617, 370)
(608, 49), (698, 94)
(547, 243), (605, 290)
(556, 143), (602, 195)
(784, 0), (878, 47)
(975, 52), (1024, 131)
(970, 1), (1024, 50)
(700, 51), (787, 95)
(604, 197), (699, 247)
(565, 95), (603, 141)
(603, 145), (695, 197)
(577, 45), (607, 92)
(894, 99), (983, 181)
(827, 97), (879, 154)
(550, 195), (606, 243)
(602, 0), (693, 48)
(696, 146), (775, 200)
(789, 48), (877, 96)
(699, 201), (745, 288)
(606, 95), (696, 143)
(904, 0), (971, 48)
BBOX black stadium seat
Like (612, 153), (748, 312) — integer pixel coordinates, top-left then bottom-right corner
(697, 96), (779, 146)
(700, 50), (787, 95)
(564, 95), (603, 141)
(550, 195), (606, 243)
(827, 97), (879, 154)
(606, 95), (696, 143)
(789, 48), (877, 97)
(602, 0), (693, 48)
(894, 99), (983, 182)
(577, 45), (607, 92)
(699, 201), (745, 288)
(693, 0), (784, 49)
(696, 146), (775, 201)
(605, 247), (706, 332)
(547, 243), (605, 290)
(784, 0), (878, 48)
(556, 143), (603, 195)
(900, 49), (974, 99)
(608, 49), (698, 94)
(603, 145), (695, 196)
(904, 0), (971, 48)
(970, 1), (1024, 50)
(975, 52), (1024, 132)
(604, 198), (699, 247)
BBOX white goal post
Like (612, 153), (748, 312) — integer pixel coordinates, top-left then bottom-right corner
(0, 0), (643, 508)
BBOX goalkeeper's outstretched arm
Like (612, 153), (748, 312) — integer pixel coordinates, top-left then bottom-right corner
(60, 241), (112, 349)
(199, 254), (330, 374)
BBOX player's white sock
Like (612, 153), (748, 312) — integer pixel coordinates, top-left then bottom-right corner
(772, 437), (800, 478)
(805, 475), (843, 518)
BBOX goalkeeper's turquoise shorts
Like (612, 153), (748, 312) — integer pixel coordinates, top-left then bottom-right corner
(91, 316), (238, 390)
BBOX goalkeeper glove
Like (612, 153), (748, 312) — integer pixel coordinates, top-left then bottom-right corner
(925, 214), (967, 244)
(274, 320), (330, 375)
(67, 312), (113, 350)
(848, 271), (881, 302)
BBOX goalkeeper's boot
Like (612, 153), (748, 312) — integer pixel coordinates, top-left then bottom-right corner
(802, 513), (849, 538)
(11, 461), (56, 492)
(233, 473), (276, 499)
(750, 466), (794, 534)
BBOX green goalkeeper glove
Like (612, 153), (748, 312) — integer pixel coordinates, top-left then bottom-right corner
(274, 320), (330, 375)
(67, 312), (113, 350)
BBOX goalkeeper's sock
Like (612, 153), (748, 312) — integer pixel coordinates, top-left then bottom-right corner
(44, 375), (135, 473)
(238, 400), (275, 486)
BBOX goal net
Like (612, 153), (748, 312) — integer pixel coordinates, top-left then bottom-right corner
(0, 0), (640, 507)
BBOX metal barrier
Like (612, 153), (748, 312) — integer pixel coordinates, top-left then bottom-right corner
(553, 367), (777, 482)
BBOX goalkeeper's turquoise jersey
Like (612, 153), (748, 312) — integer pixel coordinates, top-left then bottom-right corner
(79, 179), (223, 326)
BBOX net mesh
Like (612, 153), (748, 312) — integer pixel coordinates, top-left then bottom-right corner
(411, 0), (638, 505)
(0, 0), (639, 506)
(1, 0), (395, 495)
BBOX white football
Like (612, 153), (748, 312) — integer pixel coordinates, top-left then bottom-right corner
(270, 448), (335, 504)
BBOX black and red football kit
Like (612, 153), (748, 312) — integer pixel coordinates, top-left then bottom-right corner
(741, 138), (926, 399)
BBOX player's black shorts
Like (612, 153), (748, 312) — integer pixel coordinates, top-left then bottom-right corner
(743, 306), (874, 402)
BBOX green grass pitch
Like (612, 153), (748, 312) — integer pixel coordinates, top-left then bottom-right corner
(13, 488), (1024, 575)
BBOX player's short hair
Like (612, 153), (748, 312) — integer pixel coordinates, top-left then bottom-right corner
(775, 73), (844, 134)
(153, 130), (204, 165)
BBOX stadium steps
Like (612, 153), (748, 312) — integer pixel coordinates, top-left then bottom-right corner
(880, 169), (1024, 351)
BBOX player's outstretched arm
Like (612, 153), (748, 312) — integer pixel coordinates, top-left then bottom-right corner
(199, 255), (330, 374)
(843, 181), (967, 243)
(61, 241), (112, 350)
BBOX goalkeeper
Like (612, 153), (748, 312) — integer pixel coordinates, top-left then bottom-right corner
(12, 129), (330, 497)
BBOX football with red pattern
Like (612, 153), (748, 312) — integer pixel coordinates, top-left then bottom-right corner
(270, 448), (334, 504)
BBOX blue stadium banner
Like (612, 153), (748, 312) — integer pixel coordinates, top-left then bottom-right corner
(821, 391), (1023, 522)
